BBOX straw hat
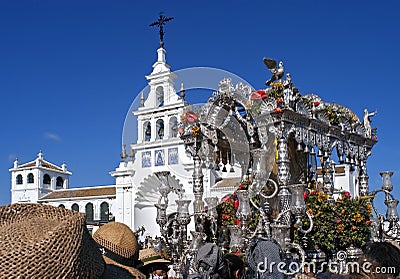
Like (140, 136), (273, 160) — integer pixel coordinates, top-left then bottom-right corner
(0, 203), (105, 278)
(139, 247), (171, 266)
(93, 222), (145, 279)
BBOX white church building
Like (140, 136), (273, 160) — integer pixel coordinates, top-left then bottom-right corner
(9, 45), (242, 235)
(9, 45), (358, 235)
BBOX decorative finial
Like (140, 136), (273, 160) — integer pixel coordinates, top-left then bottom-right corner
(61, 161), (67, 171)
(180, 82), (185, 100)
(38, 150), (43, 160)
(14, 158), (19, 168)
(120, 144), (127, 161)
(140, 91), (145, 107)
(129, 145), (135, 161)
(149, 12), (174, 48)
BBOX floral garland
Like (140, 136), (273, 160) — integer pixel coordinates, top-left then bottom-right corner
(296, 190), (372, 254)
(216, 180), (260, 234)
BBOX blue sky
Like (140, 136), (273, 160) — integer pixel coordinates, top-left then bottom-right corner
(1, 0), (399, 210)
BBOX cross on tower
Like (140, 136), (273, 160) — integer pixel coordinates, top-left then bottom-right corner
(149, 13), (174, 48)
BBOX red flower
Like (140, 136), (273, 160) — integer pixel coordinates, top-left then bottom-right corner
(236, 219), (241, 226)
(222, 214), (228, 220)
(343, 192), (351, 198)
(221, 195), (230, 202)
(303, 191), (308, 200)
(234, 250), (241, 255)
(352, 226), (357, 231)
(238, 184), (244, 190)
(314, 101), (320, 107)
(336, 219), (342, 223)
(185, 111), (198, 123)
(373, 135), (378, 141)
(365, 220), (371, 225)
(274, 107), (282, 113)
(276, 97), (283, 103)
(310, 190), (317, 195)
(234, 200), (239, 210)
(251, 90), (267, 100)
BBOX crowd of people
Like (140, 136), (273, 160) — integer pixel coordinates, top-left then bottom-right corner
(0, 203), (398, 279)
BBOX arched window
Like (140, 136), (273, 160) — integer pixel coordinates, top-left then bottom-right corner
(27, 173), (34, 184)
(156, 119), (164, 140)
(169, 116), (178, 138)
(100, 202), (109, 221)
(58, 204), (65, 209)
(16, 174), (23, 185)
(43, 174), (51, 185)
(156, 86), (164, 106)
(56, 177), (64, 189)
(85, 203), (94, 222)
(144, 121), (151, 141)
(71, 203), (79, 212)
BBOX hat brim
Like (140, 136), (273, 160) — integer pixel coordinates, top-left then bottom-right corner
(103, 255), (146, 279)
(142, 258), (171, 266)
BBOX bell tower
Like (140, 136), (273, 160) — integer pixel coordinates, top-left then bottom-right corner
(10, 152), (71, 203)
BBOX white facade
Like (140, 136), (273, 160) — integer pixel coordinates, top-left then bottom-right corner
(10, 151), (71, 204)
(113, 46), (239, 235)
(316, 164), (359, 198)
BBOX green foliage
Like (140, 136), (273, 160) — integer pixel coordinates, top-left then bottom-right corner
(295, 190), (372, 255)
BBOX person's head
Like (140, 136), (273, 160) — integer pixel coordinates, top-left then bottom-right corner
(93, 221), (146, 279)
(223, 254), (245, 279)
(364, 241), (400, 278)
(0, 203), (105, 278)
(149, 263), (168, 279)
(139, 247), (171, 279)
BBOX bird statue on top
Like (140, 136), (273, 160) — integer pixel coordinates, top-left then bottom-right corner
(263, 58), (284, 86)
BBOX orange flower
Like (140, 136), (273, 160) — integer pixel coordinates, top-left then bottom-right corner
(274, 107), (282, 113)
(276, 97), (283, 103)
(365, 220), (371, 225)
(341, 210), (345, 215)
(222, 214), (228, 220)
(352, 212), (363, 223)
(352, 226), (357, 231)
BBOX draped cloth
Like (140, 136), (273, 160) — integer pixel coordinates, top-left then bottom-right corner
(247, 240), (284, 279)
(187, 243), (225, 279)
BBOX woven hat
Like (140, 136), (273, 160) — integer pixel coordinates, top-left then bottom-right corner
(93, 222), (145, 279)
(0, 203), (105, 278)
(139, 247), (171, 266)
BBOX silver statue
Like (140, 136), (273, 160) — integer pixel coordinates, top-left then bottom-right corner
(282, 73), (298, 108)
(363, 109), (377, 138)
(263, 57), (284, 86)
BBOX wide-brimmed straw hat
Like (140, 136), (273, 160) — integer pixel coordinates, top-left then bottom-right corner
(0, 203), (105, 278)
(139, 247), (171, 266)
(93, 222), (145, 279)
